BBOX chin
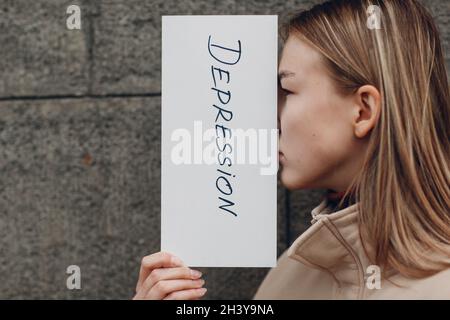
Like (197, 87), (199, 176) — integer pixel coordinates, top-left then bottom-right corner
(280, 169), (307, 190)
(280, 168), (317, 190)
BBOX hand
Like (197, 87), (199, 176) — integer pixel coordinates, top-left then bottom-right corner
(133, 252), (207, 300)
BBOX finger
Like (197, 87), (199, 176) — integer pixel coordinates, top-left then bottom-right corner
(147, 279), (205, 300)
(136, 252), (185, 292)
(163, 288), (208, 300)
(140, 267), (202, 294)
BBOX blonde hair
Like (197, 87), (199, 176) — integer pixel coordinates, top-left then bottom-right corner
(282, 0), (450, 278)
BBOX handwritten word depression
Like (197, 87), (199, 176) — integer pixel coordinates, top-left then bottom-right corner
(207, 35), (242, 217)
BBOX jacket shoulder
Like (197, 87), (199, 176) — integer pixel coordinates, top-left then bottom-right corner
(416, 268), (450, 299)
(370, 267), (450, 299)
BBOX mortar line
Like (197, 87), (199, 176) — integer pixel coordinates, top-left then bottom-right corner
(0, 92), (162, 102)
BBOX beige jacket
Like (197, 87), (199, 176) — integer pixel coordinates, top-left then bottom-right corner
(253, 200), (450, 299)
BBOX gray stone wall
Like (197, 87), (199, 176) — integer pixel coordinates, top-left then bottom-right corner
(0, 0), (448, 299)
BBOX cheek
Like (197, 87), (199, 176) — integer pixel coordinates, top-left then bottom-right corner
(279, 94), (351, 188)
(280, 95), (328, 158)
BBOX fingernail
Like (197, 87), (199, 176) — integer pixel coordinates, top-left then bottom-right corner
(198, 279), (205, 286)
(171, 256), (183, 266)
(191, 269), (202, 278)
(198, 288), (207, 295)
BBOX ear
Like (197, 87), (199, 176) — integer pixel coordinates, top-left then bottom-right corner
(352, 85), (381, 138)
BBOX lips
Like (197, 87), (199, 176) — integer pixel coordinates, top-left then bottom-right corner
(278, 151), (285, 163)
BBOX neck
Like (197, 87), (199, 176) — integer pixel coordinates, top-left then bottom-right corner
(325, 189), (356, 211)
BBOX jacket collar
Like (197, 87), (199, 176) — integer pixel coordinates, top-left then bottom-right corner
(287, 199), (374, 297)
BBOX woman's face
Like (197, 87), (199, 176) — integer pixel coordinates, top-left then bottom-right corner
(278, 35), (365, 191)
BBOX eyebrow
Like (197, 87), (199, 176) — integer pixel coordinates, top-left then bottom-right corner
(278, 70), (296, 81)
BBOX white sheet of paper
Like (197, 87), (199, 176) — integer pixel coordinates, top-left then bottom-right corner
(161, 15), (278, 267)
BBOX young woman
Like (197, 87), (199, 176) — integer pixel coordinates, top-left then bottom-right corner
(134, 0), (450, 299)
